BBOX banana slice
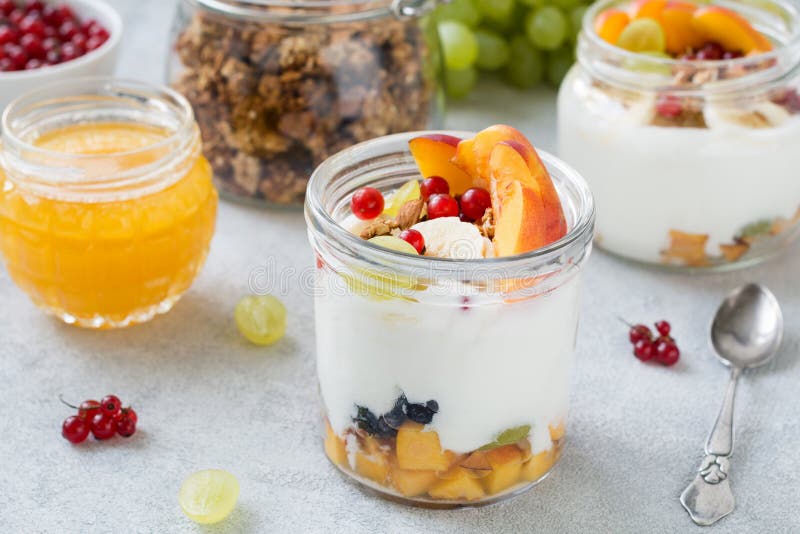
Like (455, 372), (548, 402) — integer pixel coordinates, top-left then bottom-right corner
(704, 100), (791, 130)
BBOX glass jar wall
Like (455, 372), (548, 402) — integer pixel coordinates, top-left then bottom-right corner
(168, 0), (444, 207)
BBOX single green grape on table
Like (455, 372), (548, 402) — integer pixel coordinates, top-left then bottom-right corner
(179, 469), (240, 525)
(235, 295), (287, 346)
(435, 0), (595, 98)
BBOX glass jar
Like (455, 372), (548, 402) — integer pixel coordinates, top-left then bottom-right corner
(0, 78), (218, 328)
(167, 0), (444, 207)
(559, 0), (800, 270)
(305, 131), (594, 507)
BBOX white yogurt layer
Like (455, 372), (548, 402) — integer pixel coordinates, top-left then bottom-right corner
(558, 66), (800, 264)
(315, 270), (580, 454)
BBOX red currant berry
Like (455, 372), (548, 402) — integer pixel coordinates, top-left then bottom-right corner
(25, 1), (45, 14)
(656, 95), (683, 118)
(100, 394), (122, 417)
(9, 9), (25, 26)
(0, 25), (19, 46)
(58, 20), (79, 40)
(70, 32), (86, 50)
(398, 229), (425, 254)
(696, 41), (724, 61)
(20, 33), (44, 58)
(19, 15), (46, 38)
(723, 50), (743, 60)
(41, 36), (58, 51)
(116, 413), (137, 437)
(427, 193), (459, 220)
(420, 176), (449, 200)
(54, 5), (75, 23)
(121, 407), (138, 425)
(628, 324), (652, 344)
(60, 41), (81, 61)
(633, 339), (655, 362)
(4, 44), (28, 69)
(24, 57), (42, 69)
(78, 399), (101, 420)
(86, 34), (106, 51)
(656, 339), (680, 366)
(91, 412), (117, 440)
(62, 415), (90, 444)
(0, 1), (15, 17)
(655, 320), (671, 337)
(350, 186), (384, 220)
(0, 57), (16, 71)
(459, 187), (491, 222)
(44, 48), (60, 64)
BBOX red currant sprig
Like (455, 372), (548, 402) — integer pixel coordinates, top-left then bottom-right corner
(60, 394), (137, 444)
(623, 319), (680, 366)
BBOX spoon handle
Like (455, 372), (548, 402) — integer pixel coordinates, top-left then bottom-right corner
(706, 367), (741, 456)
(680, 367), (741, 526)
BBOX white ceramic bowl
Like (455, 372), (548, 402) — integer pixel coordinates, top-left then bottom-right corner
(0, 0), (122, 112)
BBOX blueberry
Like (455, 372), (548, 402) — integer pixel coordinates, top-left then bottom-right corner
(425, 400), (439, 413)
(375, 416), (398, 438)
(353, 406), (379, 434)
(405, 403), (435, 425)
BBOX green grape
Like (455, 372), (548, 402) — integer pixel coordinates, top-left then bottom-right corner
(368, 235), (420, 255)
(445, 66), (478, 98)
(546, 47), (575, 86)
(383, 179), (421, 217)
(435, 0), (482, 28)
(476, 0), (515, 25)
(438, 20), (479, 70)
(548, 0), (582, 9)
(569, 5), (588, 41)
(616, 18), (666, 53)
(474, 28), (511, 71)
(179, 470), (240, 525)
(235, 295), (287, 346)
(504, 35), (543, 89)
(525, 6), (569, 51)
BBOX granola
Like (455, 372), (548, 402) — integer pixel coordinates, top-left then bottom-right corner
(172, 8), (436, 205)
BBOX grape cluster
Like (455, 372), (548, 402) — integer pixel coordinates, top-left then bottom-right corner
(434, 0), (591, 98)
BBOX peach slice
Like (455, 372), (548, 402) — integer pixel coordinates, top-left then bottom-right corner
(323, 422), (348, 467)
(489, 142), (567, 257)
(691, 6), (772, 54)
(389, 464), (438, 497)
(594, 9), (630, 45)
(355, 437), (390, 484)
(482, 445), (524, 495)
(428, 468), (486, 501)
(548, 421), (566, 442)
(452, 125), (532, 187)
(520, 448), (557, 482)
(396, 422), (454, 472)
(628, 0), (667, 20)
(408, 134), (473, 196)
(660, 1), (703, 55)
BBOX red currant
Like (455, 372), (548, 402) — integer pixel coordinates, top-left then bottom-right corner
(121, 407), (138, 425)
(656, 95), (683, 118)
(86, 34), (105, 51)
(70, 32), (86, 51)
(78, 399), (101, 420)
(398, 229), (425, 254)
(42, 36), (59, 52)
(23, 57), (42, 69)
(655, 320), (671, 337)
(633, 339), (655, 362)
(0, 57), (16, 71)
(4, 44), (27, 69)
(25, 1), (45, 14)
(0, 26), (19, 46)
(20, 33), (44, 58)
(58, 20), (79, 40)
(723, 50), (743, 60)
(350, 186), (384, 220)
(628, 324), (652, 344)
(459, 187), (491, 222)
(420, 176), (449, 200)
(60, 41), (81, 61)
(427, 194), (459, 220)
(656, 339), (680, 366)
(100, 394), (122, 417)
(9, 9), (25, 26)
(0, 1), (15, 17)
(91, 412), (117, 440)
(44, 48), (60, 64)
(116, 413), (137, 437)
(19, 15), (46, 38)
(62, 415), (90, 444)
(696, 41), (724, 61)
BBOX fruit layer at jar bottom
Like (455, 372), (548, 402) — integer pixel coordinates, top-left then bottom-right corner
(324, 418), (564, 502)
(0, 123), (217, 325)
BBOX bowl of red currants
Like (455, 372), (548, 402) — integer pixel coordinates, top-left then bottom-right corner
(0, 0), (121, 111)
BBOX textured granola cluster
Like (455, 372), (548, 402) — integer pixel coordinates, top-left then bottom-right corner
(173, 10), (436, 205)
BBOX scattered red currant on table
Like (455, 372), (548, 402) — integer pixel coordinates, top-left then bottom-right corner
(60, 394), (137, 443)
(624, 319), (680, 367)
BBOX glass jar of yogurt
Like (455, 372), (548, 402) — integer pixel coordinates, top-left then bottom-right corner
(559, 0), (800, 269)
(305, 131), (594, 507)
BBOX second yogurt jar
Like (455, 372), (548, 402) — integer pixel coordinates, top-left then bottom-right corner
(559, 0), (800, 269)
(306, 126), (594, 506)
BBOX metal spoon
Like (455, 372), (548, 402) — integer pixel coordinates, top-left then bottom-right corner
(680, 284), (783, 526)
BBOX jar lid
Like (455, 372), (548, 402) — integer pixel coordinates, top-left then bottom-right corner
(193, 0), (438, 22)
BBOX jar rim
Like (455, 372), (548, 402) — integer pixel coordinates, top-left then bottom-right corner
(305, 131), (596, 278)
(579, 0), (800, 93)
(191, 0), (436, 22)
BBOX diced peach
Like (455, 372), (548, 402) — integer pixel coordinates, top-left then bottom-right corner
(396, 422), (453, 472)
(594, 9), (630, 45)
(660, 1), (703, 55)
(482, 445), (523, 495)
(520, 448), (557, 482)
(453, 125), (531, 187)
(324, 422), (348, 467)
(489, 142), (567, 257)
(355, 438), (389, 484)
(408, 134), (474, 195)
(691, 6), (772, 54)
(549, 421), (566, 442)
(428, 468), (486, 501)
(628, 0), (667, 19)
(390, 464), (438, 497)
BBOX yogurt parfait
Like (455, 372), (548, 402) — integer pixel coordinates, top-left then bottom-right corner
(305, 126), (594, 506)
(559, 0), (800, 269)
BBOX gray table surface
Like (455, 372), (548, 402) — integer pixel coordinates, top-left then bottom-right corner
(1, 1), (798, 533)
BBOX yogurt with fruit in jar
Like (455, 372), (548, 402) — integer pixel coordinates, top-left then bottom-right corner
(559, 0), (800, 268)
(307, 126), (594, 505)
